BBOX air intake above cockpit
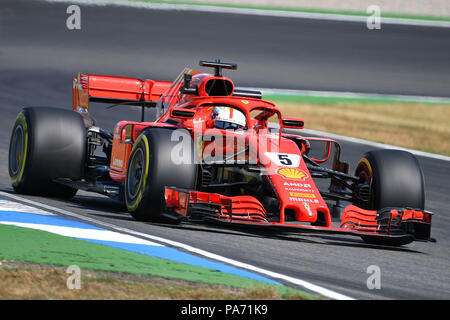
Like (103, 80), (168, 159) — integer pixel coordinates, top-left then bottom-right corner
(204, 78), (234, 96)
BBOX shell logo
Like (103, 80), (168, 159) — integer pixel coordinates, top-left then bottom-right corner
(277, 168), (308, 181)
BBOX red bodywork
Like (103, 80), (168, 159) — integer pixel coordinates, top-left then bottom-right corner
(72, 65), (432, 245)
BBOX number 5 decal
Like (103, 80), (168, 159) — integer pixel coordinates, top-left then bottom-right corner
(264, 152), (300, 167)
(278, 154), (292, 165)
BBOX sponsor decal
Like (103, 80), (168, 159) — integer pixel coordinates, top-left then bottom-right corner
(277, 168), (308, 181)
(112, 158), (123, 168)
(285, 188), (313, 192)
(265, 152), (301, 168)
(289, 197), (319, 204)
(283, 182), (311, 188)
(289, 192), (315, 198)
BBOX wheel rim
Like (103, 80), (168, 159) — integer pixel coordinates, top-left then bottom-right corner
(10, 125), (25, 176)
(355, 160), (375, 209)
(127, 148), (145, 199)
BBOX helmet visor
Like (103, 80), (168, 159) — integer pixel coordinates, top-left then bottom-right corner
(215, 120), (244, 130)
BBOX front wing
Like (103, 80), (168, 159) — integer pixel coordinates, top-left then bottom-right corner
(163, 187), (434, 246)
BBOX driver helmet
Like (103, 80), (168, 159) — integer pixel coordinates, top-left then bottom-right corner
(211, 106), (246, 130)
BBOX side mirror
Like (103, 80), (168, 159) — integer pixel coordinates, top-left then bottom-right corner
(282, 118), (304, 129)
(306, 139), (332, 163)
(180, 74), (197, 95)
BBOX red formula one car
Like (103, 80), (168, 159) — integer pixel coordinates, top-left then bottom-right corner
(8, 60), (433, 246)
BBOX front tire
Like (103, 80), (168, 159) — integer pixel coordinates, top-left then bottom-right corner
(354, 149), (425, 245)
(125, 127), (197, 221)
(355, 149), (425, 210)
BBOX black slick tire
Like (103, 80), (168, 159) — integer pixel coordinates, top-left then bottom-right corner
(125, 127), (197, 221)
(355, 149), (425, 210)
(8, 107), (86, 198)
(354, 149), (425, 245)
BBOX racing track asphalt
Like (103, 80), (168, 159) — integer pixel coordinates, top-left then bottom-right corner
(0, 0), (449, 299)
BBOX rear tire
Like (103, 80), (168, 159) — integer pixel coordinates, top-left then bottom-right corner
(8, 107), (86, 198)
(125, 127), (197, 221)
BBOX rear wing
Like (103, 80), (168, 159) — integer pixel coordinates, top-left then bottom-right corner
(72, 72), (171, 114)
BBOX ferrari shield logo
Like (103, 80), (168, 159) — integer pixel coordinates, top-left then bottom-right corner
(303, 202), (313, 217)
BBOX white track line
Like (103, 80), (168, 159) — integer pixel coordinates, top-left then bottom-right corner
(0, 221), (163, 245)
(0, 190), (354, 300)
(46, 0), (450, 29)
(0, 199), (54, 215)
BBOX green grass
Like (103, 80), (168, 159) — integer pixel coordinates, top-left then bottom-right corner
(0, 223), (318, 299)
